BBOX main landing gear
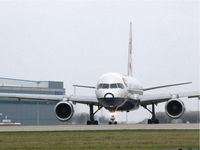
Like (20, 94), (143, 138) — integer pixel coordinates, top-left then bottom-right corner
(142, 103), (159, 124)
(87, 104), (102, 125)
(108, 112), (117, 125)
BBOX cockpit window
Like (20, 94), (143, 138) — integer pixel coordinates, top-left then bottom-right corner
(97, 84), (103, 90)
(101, 84), (109, 89)
(110, 84), (117, 89)
(97, 83), (125, 89)
(117, 83), (124, 89)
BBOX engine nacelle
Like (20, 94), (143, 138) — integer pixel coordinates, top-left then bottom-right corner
(165, 99), (185, 119)
(54, 101), (74, 121)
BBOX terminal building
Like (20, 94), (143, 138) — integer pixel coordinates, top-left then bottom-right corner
(0, 77), (65, 95)
(0, 77), (66, 125)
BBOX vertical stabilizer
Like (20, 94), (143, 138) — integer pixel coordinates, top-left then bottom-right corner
(127, 22), (133, 76)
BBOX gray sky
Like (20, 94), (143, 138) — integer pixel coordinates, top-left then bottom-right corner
(0, 0), (199, 122)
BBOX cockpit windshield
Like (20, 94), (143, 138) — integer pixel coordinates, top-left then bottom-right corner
(97, 84), (103, 89)
(97, 83), (124, 89)
(110, 84), (117, 89)
(117, 83), (124, 89)
(102, 84), (109, 89)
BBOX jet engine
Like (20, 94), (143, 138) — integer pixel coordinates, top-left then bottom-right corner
(54, 101), (74, 121)
(165, 99), (185, 119)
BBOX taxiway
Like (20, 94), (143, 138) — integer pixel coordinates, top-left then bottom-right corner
(0, 123), (199, 132)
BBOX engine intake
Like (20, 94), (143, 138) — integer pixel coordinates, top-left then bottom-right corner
(54, 101), (74, 121)
(165, 99), (185, 119)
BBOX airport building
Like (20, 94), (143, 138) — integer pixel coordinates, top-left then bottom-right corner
(0, 77), (66, 125)
(0, 77), (65, 95)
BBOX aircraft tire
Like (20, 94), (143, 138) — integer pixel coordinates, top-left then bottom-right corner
(147, 119), (152, 124)
(155, 119), (159, 124)
(87, 120), (98, 125)
(87, 121), (91, 125)
(94, 120), (98, 125)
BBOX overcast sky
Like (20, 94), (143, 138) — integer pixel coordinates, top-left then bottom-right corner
(0, 0), (199, 122)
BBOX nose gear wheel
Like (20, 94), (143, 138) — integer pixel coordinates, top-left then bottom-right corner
(108, 112), (117, 125)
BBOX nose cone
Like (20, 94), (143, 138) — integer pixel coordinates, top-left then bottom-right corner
(98, 92), (125, 109)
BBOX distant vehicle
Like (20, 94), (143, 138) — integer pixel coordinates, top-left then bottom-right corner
(0, 22), (199, 125)
(0, 116), (21, 126)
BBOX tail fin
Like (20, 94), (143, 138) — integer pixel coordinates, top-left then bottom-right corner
(127, 22), (133, 76)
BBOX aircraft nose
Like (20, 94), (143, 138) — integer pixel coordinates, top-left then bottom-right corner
(98, 92), (125, 109)
(104, 93), (114, 99)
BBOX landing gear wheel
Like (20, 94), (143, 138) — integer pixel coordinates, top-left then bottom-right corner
(108, 111), (117, 125)
(108, 121), (117, 125)
(147, 119), (152, 124)
(155, 119), (159, 124)
(147, 119), (159, 124)
(87, 120), (98, 125)
(142, 104), (160, 124)
(87, 104), (102, 125)
(87, 121), (91, 125)
(94, 120), (98, 125)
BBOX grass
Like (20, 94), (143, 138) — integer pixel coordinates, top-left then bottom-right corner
(0, 130), (199, 150)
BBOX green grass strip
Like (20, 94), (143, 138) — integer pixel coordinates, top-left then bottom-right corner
(0, 129), (199, 150)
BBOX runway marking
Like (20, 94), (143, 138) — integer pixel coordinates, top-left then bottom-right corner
(0, 123), (199, 132)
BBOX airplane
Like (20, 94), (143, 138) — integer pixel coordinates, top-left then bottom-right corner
(0, 22), (199, 125)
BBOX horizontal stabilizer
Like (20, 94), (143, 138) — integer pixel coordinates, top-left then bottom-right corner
(143, 82), (192, 91)
(73, 85), (96, 89)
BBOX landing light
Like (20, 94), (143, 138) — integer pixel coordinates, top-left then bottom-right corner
(109, 112), (116, 121)
(110, 112), (116, 117)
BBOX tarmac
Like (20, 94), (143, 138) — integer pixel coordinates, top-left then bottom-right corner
(0, 123), (199, 132)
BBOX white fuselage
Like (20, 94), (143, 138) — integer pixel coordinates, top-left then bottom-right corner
(95, 72), (143, 112)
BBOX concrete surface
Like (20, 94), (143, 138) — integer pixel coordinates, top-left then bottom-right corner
(0, 123), (199, 132)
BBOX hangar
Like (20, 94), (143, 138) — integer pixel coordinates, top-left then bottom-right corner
(0, 77), (65, 95)
(0, 77), (65, 125)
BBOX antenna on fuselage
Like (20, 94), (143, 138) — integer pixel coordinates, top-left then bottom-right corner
(127, 22), (133, 77)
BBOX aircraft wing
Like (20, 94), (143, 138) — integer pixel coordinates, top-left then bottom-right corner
(143, 82), (192, 91)
(0, 93), (99, 105)
(139, 91), (200, 105)
(68, 95), (99, 105)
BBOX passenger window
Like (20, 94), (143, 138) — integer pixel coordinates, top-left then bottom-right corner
(110, 84), (117, 89)
(117, 83), (124, 89)
(102, 84), (109, 89)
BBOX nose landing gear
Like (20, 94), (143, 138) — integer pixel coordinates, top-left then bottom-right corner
(108, 112), (117, 125)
